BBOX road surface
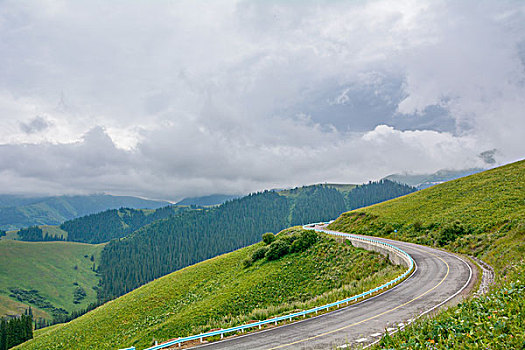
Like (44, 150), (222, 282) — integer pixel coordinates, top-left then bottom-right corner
(190, 229), (474, 349)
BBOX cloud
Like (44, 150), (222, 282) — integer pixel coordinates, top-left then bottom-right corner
(0, 0), (524, 200)
(19, 116), (52, 134)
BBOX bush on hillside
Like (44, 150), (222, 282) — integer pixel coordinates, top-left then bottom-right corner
(437, 220), (468, 246)
(290, 230), (319, 253)
(262, 232), (276, 244)
(252, 246), (269, 261)
(242, 257), (253, 268)
(265, 240), (290, 261)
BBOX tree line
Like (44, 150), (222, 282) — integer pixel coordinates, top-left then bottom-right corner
(97, 180), (415, 299)
(0, 311), (33, 350)
(345, 179), (415, 210)
(16, 226), (65, 242)
(15, 206), (187, 244)
(60, 207), (187, 244)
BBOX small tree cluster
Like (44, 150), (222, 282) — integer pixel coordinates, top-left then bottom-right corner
(249, 230), (321, 265)
(262, 232), (276, 244)
(0, 313), (33, 350)
(265, 240), (291, 261)
(290, 230), (318, 253)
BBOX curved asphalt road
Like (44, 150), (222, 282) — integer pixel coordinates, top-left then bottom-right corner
(191, 229), (473, 350)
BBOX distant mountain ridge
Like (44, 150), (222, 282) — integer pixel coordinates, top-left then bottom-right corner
(383, 168), (485, 190)
(176, 194), (241, 206)
(0, 194), (170, 231)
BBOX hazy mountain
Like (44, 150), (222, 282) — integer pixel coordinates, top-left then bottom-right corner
(176, 194), (241, 206)
(383, 168), (485, 190)
(0, 194), (170, 231)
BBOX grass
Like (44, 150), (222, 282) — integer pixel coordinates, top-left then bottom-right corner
(328, 159), (525, 348)
(0, 295), (50, 320)
(378, 262), (525, 349)
(3, 230), (19, 240)
(15, 229), (404, 350)
(41, 225), (68, 239)
(0, 240), (104, 319)
(1, 225), (68, 241)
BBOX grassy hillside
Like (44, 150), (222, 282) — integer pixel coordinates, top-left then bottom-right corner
(16, 229), (404, 350)
(329, 159), (525, 348)
(0, 240), (104, 320)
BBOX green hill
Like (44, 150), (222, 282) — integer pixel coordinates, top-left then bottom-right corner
(329, 159), (525, 348)
(0, 240), (104, 321)
(15, 228), (403, 350)
(98, 180), (415, 300)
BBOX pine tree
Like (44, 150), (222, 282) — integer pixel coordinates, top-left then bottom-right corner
(0, 319), (7, 350)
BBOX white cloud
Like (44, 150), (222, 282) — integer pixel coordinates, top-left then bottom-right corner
(0, 0), (524, 200)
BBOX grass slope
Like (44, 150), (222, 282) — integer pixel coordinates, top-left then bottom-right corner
(329, 159), (525, 348)
(16, 229), (403, 350)
(0, 295), (49, 320)
(0, 240), (104, 319)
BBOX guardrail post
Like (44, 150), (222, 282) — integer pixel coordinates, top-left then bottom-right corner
(200, 337), (203, 343)
(259, 324), (262, 329)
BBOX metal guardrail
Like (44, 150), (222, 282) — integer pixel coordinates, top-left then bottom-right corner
(129, 222), (415, 350)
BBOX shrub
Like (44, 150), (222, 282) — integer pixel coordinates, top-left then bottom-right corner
(262, 232), (276, 245)
(290, 231), (319, 253)
(242, 257), (253, 268)
(383, 224), (395, 234)
(251, 246), (269, 261)
(265, 240), (290, 261)
(437, 220), (468, 246)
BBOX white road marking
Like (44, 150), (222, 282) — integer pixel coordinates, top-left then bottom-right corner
(356, 337), (368, 343)
(370, 332), (382, 337)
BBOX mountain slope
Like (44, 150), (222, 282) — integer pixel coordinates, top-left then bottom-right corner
(97, 181), (415, 300)
(0, 240), (104, 320)
(329, 159), (525, 349)
(331, 160), (524, 258)
(0, 194), (170, 231)
(16, 229), (403, 350)
(383, 167), (484, 189)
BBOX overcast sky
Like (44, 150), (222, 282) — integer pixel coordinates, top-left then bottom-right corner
(1, 0), (524, 201)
